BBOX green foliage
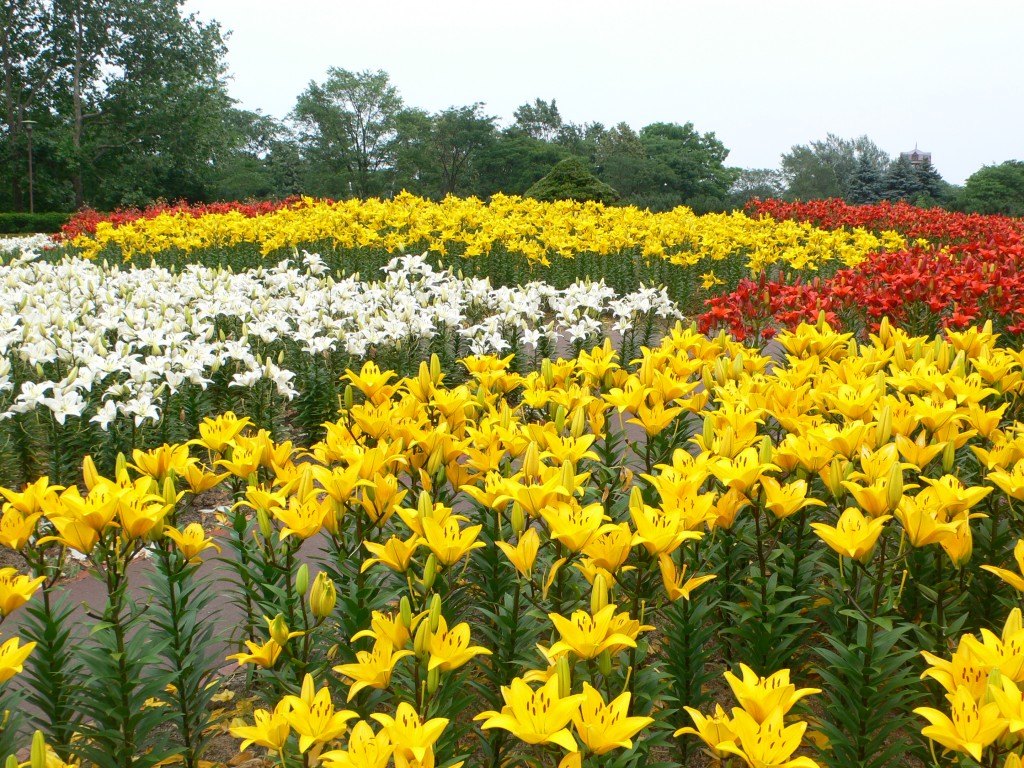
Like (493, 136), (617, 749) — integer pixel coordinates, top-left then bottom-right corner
(782, 134), (891, 201)
(18, 590), (83, 757)
(525, 157), (620, 205)
(146, 548), (226, 768)
(0, 212), (68, 233)
(813, 615), (926, 768)
(956, 159), (1024, 216)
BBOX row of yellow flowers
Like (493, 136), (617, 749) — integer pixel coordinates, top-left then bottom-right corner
(67, 193), (905, 271)
(2, 316), (1024, 765)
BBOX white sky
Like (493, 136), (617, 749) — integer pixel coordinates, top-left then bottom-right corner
(183, 0), (1024, 186)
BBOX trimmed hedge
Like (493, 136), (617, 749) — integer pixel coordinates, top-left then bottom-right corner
(0, 212), (71, 234)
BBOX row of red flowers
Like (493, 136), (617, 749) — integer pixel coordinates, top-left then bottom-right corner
(57, 198), (303, 239)
(747, 197), (1024, 245)
(698, 239), (1024, 342)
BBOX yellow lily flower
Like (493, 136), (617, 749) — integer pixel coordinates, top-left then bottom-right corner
(320, 720), (394, 768)
(475, 675), (584, 752)
(724, 664), (821, 723)
(163, 523), (221, 562)
(225, 638), (282, 668)
(921, 641), (992, 701)
(179, 460), (228, 495)
(571, 683), (653, 755)
(0, 475), (61, 515)
(0, 636), (36, 683)
(710, 447), (779, 496)
(717, 708), (821, 768)
(117, 491), (168, 540)
(352, 609), (422, 650)
(674, 703), (736, 759)
(982, 539), (1024, 593)
(582, 522), (634, 573)
(895, 495), (961, 548)
(760, 477), (826, 520)
(362, 533), (422, 574)
(496, 528), (540, 579)
(915, 686), (1005, 763)
(920, 475), (993, 516)
(541, 499), (613, 554)
(215, 445), (264, 479)
(334, 638), (414, 701)
(420, 516), (485, 568)
(428, 615), (492, 672)
(548, 604), (637, 660)
(37, 516), (100, 555)
(810, 507), (890, 564)
(130, 443), (190, 484)
(359, 472), (408, 526)
(273, 494), (329, 541)
(940, 513), (976, 568)
(229, 702), (292, 752)
(372, 701), (449, 766)
(895, 432), (947, 471)
(658, 555), (716, 602)
(283, 673), (359, 753)
(343, 361), (399, 405)
(960, 608), (1024, 683)
(988, 458), (1024, 501)
(191, 411), (252, 453)
(0, 568), (45, 616)
(627, 400), (684, 437)
(630, 500), (701, 557)
(0, 506), (42, 550)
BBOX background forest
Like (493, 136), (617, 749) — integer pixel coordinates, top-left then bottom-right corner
(3, 0), (1024, 217)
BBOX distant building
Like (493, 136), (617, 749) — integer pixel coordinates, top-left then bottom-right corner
(901, 147), (932, 165)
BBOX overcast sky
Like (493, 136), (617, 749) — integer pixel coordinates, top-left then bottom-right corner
(182, 0), (1023, 186)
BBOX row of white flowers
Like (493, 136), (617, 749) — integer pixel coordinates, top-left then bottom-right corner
(0, 247), (679, 430)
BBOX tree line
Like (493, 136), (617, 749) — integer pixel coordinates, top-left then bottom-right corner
(3, 0), (1023, 215)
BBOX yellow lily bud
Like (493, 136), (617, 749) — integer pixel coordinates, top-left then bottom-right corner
(561, 460), (576, 495)
(115, 452), (127, 479)
(400, 596), (413, 629)
(428, 593), (442, 633)
(83, 455), (100, 491)
(31, 731), (45, 768)
(414, 619), (432, 658)
(825, 458), (846, 501)
(422, 553), (438, 591)
(703, 413), (715, 448)
(296, 563), (309, 596)
(591, 573), (608, 614)
(511, 503), (526, 537)
(759, 435), (773, 466)
(732, 352), (745, 380)
(886, 463), (903, 512)
(554, 405), (566, 435)
(427, 665), (440, 694)
(876, 404), (892, 447)
(522, 442), (541, 482)
(542, 358), (554, 388)
(418, 491), (434, 521)
(268, 614), (291, 646)
(598, 648), (612, 678)
(557, 654), (572, 700)
(569, 407), (586, 440)
(430, 353), (442, 383)
(7, 754), (19, 768)
(256, 506), (273, 541)
(309, 572), (336, 619)
(343, 384), (354, 411)
(942, 441), (956, 474)
(162, 476), (178, 507)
